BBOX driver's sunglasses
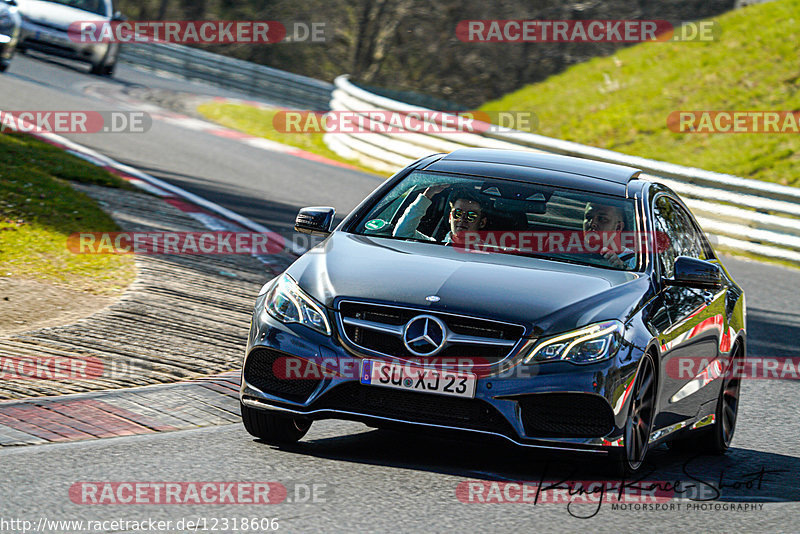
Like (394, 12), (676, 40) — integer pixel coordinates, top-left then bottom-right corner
(451, 208), (480, 222)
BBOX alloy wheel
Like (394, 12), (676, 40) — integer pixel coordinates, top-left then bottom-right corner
(624, 354), (656, 469)
(720, 349), (742, 447)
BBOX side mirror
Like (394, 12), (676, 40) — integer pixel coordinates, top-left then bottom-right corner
(664, 256), (722, 290)
(295, 207), (335, 236)
(112, 11), (126, 21)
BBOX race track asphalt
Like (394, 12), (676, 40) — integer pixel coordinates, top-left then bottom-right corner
(1, 52), (798, 533)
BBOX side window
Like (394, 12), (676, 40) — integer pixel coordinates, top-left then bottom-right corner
(653, 196), (706, 278)
(685, 213), (716, 261)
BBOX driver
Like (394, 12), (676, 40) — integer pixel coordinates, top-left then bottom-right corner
(583, 202), (637, 269)
(394, 185), (488, 243)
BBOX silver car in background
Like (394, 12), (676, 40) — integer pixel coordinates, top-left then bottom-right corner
(17, 0), (121, 75)
(0, 0), (21, 72)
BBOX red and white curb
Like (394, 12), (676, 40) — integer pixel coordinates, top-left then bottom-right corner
(0, 372), (242, 446)
(6, 118), (306, 257)
(0, 107), (311, 445)
(82, 85), (365, 172)
(0, 132), (253, 444)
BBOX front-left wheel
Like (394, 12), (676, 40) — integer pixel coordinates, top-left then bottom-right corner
(90, 61), (115, 76)
(611, 352), (657, 476)
(240, 402), (311, 445)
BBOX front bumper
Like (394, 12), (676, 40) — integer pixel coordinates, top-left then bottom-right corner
(241, 304), (644, 453)
(20, 20), (108, 64)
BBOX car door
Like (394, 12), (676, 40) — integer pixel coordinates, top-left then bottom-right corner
(652, 195), (726, 422)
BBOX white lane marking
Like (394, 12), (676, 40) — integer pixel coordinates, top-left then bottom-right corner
(244, 137), (295, 153)
(22, 130), (306, 256)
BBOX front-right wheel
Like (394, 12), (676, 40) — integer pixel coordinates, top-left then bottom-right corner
(669, 344), (743, 454)
(240, 402), (311, 445)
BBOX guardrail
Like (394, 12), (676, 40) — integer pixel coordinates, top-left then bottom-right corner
(326, 75), (800, 264)
(118, 42), (333, 110)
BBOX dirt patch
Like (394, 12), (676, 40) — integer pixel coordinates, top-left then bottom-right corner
(0, 277), (115, 337)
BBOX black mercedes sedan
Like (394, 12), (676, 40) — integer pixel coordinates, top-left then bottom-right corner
(240, 148), (745, 475)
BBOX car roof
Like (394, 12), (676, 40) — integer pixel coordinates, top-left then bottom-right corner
(423, 148), (642, 196)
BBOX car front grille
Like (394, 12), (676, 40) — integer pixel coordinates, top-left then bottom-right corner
(314, 382), (515, 435)
(517, 393), (615, 438)
(243, 348), (321, 403)
(337, 301), (525, 363)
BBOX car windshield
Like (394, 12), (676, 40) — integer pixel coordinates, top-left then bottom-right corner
(43, 0), (109, 16)
(351, 171), (643, 271)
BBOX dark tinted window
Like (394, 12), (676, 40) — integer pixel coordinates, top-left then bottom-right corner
(653, 196), (707, 278)
(351, 170), (641, 271)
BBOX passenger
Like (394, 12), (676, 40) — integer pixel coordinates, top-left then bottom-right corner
(394, 185), (488, 243)
(583, 202), (636, 269)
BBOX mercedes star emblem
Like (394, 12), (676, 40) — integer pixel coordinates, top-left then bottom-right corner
(403, 315), (447, 356)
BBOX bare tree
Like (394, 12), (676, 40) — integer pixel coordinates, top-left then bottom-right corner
(111, 0), (737, 106)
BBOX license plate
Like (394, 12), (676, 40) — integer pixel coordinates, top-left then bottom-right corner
(360, 360), (477, 398)
(38, 30), (66, 45)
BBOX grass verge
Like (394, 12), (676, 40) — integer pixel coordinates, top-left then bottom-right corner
(480, 0), (800, 186)
(196, 102), (382, 176)
(0, 132), (136, 295)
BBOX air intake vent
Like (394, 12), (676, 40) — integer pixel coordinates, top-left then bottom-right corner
(517, 393), (615, 438)
(243, 348), (321, 403)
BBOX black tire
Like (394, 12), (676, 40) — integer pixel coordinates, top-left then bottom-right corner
(611, 352), (657, 476)
(90, 62), (114, 76)
(0, 52), (10, 72)
(240, 402), (311, 445)
(668, 345), (743, 454)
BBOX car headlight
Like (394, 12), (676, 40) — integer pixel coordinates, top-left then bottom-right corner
(525, 320), (624, 365)
(0, 11), (12, 31)
(265, 274), (331, 335)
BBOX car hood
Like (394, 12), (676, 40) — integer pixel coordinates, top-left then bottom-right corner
(18, 1), (107, 29)
(288, 233), (652, 336)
